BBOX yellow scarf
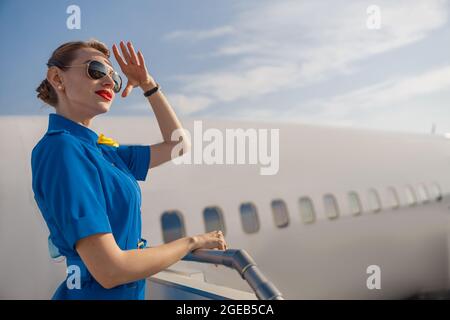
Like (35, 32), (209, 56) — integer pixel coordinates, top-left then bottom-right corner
(97, 133), (120, 147)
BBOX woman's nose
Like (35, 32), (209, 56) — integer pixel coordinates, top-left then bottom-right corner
(102, 72), (115, 88)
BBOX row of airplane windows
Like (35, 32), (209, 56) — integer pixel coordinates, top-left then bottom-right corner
(160, 182), (444, 243)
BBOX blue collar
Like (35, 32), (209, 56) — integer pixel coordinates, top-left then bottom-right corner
(47, 113), (99, 147)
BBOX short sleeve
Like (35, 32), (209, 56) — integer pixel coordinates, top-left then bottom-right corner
(116, 144), (151, 181)
(37, 136), (112, 250)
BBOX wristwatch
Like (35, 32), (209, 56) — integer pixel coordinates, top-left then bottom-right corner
(143, 83), (160, 97)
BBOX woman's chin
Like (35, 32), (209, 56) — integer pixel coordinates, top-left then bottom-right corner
(96, 101), (112, 113)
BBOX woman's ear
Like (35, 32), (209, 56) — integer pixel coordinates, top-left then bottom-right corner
(47, 67), (64, 91)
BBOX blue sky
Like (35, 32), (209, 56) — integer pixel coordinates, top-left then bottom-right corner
(1, 0), (449, 134)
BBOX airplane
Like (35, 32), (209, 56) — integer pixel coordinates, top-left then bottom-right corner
(0, 114), (449, 299)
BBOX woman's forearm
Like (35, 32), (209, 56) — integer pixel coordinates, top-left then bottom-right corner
(111, 236), (197, 287)
(140, 80), (190, 146)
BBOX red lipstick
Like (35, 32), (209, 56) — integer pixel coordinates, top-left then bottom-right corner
(95, 90), (112, 101)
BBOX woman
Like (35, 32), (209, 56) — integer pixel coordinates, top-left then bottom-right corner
(31, 38), (227, 300)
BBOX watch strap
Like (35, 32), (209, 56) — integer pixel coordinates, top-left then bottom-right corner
(143, 83), (160, 97)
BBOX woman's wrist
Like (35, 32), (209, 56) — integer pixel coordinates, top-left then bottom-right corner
(188, 236), (198, 251)
(140, 76), (157, 92)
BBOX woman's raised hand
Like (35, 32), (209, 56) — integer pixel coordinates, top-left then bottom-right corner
(112, 40), (156, 98)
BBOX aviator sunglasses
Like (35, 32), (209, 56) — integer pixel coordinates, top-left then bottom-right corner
(47, 59), (122, 93)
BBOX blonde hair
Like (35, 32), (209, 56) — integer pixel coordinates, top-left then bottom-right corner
(36, 38), (110, 108)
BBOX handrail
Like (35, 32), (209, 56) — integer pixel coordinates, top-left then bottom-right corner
(182, 249), (284, 300)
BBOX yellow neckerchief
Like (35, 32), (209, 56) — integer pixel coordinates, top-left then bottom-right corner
(97, 133), (120, 147)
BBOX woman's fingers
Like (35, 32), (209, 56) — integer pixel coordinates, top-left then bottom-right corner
(119, 41), (133, 65)
(192, 231), (228, 267)
(112, 44), (127, 70)
(122, 82), (133, 98)
(215, 230), (227, 251)
(137, 50), (146, 68)
(127, 41), (139, 65)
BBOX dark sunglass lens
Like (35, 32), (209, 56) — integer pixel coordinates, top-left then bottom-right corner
(87, 61), (108, 79)
(88, 60), (121, 93)
(112, 73), (122, 93)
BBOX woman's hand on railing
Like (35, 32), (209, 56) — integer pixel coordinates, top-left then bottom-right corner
(190, 230), (228, 267)
(190, 230), (228, 251)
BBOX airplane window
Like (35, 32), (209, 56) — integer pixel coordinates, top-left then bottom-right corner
(161, 210), (186, 243)
(368, 188), (382, 212)
(271, 199), (289, 228)
(240, 202), (260, 234)
(323, 194), (339, 219)
(348, 191), (362, 215)
(417, 184), (430, 203)
(386, 187), (400, 209)
(429, 183), (442, 201)
(299, 197), (315, 223)
(405, 185), (417, 206)
(203, 206), (226, 235)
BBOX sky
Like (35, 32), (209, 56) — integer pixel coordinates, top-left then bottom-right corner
(1, 0), (449, 134)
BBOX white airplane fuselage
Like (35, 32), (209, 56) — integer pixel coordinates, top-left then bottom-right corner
(1, 115), (449, 299)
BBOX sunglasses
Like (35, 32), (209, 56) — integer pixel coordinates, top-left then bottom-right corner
(47, 59), (122, 93)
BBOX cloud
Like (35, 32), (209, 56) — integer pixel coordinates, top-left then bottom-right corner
(163, 26), (235, 42)
(165, 93), (213, 114)
(310, 64), (450, 118)
(255, 63), (450, 135)
(163, 0), (449, 116)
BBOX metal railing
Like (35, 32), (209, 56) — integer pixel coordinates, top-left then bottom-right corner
(182, 249), (284, 300)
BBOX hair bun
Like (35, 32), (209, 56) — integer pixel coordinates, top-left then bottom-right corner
(36, 78), (58, 107)
(36, 79), (51, 103)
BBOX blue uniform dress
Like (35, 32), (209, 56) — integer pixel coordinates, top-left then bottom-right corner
(31, 113), (151, 300)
